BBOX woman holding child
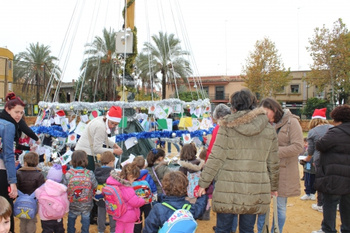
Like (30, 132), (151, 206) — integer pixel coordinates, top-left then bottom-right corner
(198, 89), (280, 233)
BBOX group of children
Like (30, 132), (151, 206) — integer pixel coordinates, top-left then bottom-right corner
(5, 141), (209, 233)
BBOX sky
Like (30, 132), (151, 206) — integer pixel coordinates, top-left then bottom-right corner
(2, 0), (350, 83)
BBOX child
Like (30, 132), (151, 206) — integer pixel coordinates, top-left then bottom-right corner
(0, 196), (12, 233)
(106, 162), (146, 233)
(133, 156), (157, 233)
(16, 151), (45, 233)
(145, 148), (171, 195)
(64, 150), (98, 233)
(300, 139), (316, 201)
(143, 171), (208, 233)
(35, 164), (69, 233)
(94, 151), (116, 233)
(178, 143), (205, 203)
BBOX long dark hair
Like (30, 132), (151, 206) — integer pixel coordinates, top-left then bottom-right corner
(230, 88), (257, 111)
(259, 97), (284, 123)
(146, 148), (165, 167)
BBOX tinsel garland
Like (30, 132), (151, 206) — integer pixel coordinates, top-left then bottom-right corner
(38, 98), (211, 112)
(31, 125), (213, 142)
(31, 125), (69, 138)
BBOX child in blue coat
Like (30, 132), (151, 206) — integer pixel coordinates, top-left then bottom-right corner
(143, 171), (208, 233)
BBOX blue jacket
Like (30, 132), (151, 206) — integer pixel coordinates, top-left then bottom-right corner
(0, 119), (16, 184)
(137, 169), (157, 193)
(143, 194), (208, 233)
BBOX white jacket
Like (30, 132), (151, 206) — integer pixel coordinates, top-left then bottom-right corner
(75, 116), (115, 156)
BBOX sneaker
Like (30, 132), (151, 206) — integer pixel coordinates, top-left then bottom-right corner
(311, 229), (325, 233)
(311, 204), (323, 212)
(310, 194), (316, 200)
(337, 204), (339, 211)
(300, 194), (311, 200)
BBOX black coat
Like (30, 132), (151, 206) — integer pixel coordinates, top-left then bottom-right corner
(315, 122), (350, 195)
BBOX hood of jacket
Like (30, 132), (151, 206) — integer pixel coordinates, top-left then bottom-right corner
(44, 179), (67, 196)
(137, 169), (149, 179)
(94, 166), (113, 184)
(107, 170), (133, 187)
(219, 107), (267, 136)
(178, 159), (205, 172)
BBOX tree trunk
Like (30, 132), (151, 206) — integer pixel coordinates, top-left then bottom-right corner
(162, 70), (166, 99)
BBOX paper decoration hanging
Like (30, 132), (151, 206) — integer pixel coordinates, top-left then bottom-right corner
(148, 105), (156, 114)
(121, 154), (136, 167)
(60, 118), (69, 132)
(204, 105), (211, 113)
(69, 118), (77, 133)
(67, 133), (77, 144)
(89, 109), (101, 120)
(119, 117), (128, 129)
(178, 117), (193, 128)
(140, 119), (149, 131)
(182, 133), (192, 144)
(200, 118), (213, 130)
(75, 122), (87, 135)
(173, 104), (182, 113)
(188, 119), (200, 132)
(154, 106), (168, 119)
(60, 150), (73, 165)
(125, 137), (137, 150)
(165, 118), (173, 131)
(80, 115), (89, 123)
(156, 119), (168, 130)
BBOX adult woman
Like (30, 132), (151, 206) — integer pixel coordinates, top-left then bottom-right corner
(75, 106), (123, 171)
(312, 105), (350, 233)
(198, 89), (279, 233)
(0, 93), (27, 233)
(303, 108), (333, 212)
(258, 97), (304, 233)
(0, 92), (41, 155)
(205, 103), (231, 161)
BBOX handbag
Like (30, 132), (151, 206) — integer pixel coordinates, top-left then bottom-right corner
(261, 195), (280, 233)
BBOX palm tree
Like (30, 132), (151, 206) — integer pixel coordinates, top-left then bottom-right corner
(135, 52), (161, 94)
(80, 28), (120, 101)
(15, 43), (60, 103)
(141, 32), (192, 99)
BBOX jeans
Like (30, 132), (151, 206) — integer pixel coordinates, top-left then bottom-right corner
(271, 196), (287, 233)
(167, 142), (180, 153)
(67, 211), (90, 233)
(232, 214), (238, 232)
(216, 213), (256, 233)
(97, 206), (116, 233)
(322, 193), (350, 233)
(304, 172), (316, 195)
(257, 214), (265, 233)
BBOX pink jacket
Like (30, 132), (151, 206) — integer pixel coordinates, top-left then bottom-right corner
(107, 170), (145, 223)
(35, 179), (69, 220)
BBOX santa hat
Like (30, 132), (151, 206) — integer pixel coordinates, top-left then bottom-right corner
(106, 106), (122, 123)
(312, 108), (327, 120)
(56, 110), (66, 118)
(46, 164), (63, 183)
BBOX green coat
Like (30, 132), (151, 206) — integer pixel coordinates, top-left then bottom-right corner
(198, 107), (279, 214)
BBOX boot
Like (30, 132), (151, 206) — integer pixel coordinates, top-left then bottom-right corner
(199, 207), (210, 220)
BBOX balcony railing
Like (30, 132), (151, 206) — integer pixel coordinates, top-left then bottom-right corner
(209, 93), (230, 101)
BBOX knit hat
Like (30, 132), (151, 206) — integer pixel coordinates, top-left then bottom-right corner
(106, 106), (122, 123)
(312, 108), (327, 120)
(46, 164), (63, 182)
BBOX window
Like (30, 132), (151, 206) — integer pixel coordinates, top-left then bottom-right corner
(290, 85), (299, 93)
(215, 86), (225, 100)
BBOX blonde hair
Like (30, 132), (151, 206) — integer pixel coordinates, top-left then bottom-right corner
(120, 162), (140, 180)
(308, 118), (329, 130)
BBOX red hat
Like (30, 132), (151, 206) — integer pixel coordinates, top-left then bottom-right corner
(106, 106), (122, 123)
(312, 108), (327, 120)
(56, 110), (66, 117)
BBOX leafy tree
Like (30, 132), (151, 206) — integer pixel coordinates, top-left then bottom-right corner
(242, 37), (291, 99)
(301, 97), (330, 119)
(80, 28), (120, 101)
(15, 43), (61, 103)
(141, 32), (192, 99)
(306, 18), (350, 105)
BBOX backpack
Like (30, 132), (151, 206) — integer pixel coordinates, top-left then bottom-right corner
(94, 183), (106, 201)
(102, 184), (127, 218)
(132, 174), (152, 203)
(36, 180), (68, 220)
(13, 190), (37, 219)
(159, 202), (197, 233)
(67, 169), (93, 203)
(187, 171), (201, 198)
